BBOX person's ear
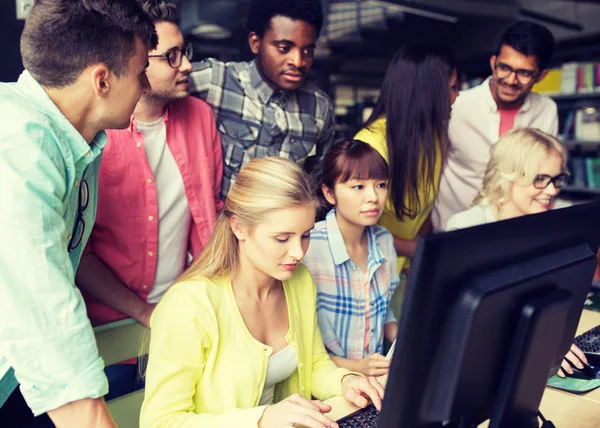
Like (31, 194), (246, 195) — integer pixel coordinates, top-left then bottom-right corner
(248, 32), (261, 55)
(322, 184), (337, 206)
(535, 69), (549, 83)
(489, 55), (497, 74)
(230, 216), (248, 241)
(90, 64), (111, 98)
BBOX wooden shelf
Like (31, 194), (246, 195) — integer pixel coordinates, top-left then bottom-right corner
(548, 92), (600, 102)
(563, 140), (600, 147)
(562, 186), (600, 195)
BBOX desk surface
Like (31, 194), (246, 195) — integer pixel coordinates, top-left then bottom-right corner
(323, 310), (600, 427)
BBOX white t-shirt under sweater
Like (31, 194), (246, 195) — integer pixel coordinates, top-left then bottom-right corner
(136, 116), (192, 303)
(445, 204), (497, 231)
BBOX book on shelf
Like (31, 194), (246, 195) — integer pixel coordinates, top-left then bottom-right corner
(560, 107), (600, 142)
(533, 62), (600, 96)
(566, 155), (600, 189)
(586, 157), (600, 189)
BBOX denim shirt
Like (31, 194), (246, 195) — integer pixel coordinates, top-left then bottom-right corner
(0, 71), (108, 415)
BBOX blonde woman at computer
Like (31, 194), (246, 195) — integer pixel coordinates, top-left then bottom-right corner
(140, 157), (384, 428)
(446, 127), (588, 378)
(303, 140), (400, 377)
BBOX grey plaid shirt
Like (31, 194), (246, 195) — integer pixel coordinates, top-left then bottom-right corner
(190, 59), (335, 199)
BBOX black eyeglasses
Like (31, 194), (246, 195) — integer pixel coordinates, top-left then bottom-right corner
(532, 173), (568, 190)
(495, 62), (538, 85)
(148, 42), (193, 69)
(68, 178), (89, 252)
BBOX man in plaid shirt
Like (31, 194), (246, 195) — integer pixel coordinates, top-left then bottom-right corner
(190, 0), (335, 199)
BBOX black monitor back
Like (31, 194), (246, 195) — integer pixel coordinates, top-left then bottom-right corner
(379, 201), (600, 428)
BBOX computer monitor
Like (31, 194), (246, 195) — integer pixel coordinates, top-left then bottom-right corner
(378, 201), (600, 428)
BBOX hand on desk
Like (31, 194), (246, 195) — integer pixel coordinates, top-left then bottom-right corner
(258, 393), (337, 428)
(558, 344), (589, 377)
(341, 375), (384, 411)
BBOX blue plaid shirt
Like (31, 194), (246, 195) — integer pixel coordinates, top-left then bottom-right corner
(190, 58), (335, 199)
(303, 210), (399, 360)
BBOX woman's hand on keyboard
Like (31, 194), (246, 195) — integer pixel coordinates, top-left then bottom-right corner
(354, 353), (391, 377)
(341, 375), (384, 411)
(257, 393), (338, 428)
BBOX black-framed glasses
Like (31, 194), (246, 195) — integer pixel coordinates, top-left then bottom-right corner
(495, 62), (538, 85)
(148, 42), (193, 69)
(532, 173), (568, 190)
(68, 179), (89, 252)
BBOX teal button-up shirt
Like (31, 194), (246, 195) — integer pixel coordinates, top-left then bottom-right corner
(0, 71), (108, 415)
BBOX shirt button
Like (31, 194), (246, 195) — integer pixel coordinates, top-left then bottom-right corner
(74, 180), (79, 187)
(84, 152), (91, 158)
(148, 216), (154, 221)
(147, 178), (153, 184)
(142, 284), (149, 289)
(136, 143), (142, 148)
(371, 328), (375, 333)
(148, 251), (154, 257)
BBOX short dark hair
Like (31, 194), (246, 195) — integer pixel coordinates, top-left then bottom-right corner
(496, 21), (555, 69)
(247, 0), (324, 38)
(21, 0), (158, 88)
(322, 139), (389, 190)
(140, 0), (178, 24)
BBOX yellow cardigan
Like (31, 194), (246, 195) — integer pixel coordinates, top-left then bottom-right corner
(140, 264), (352, 428)
(355, 117), (442, 272)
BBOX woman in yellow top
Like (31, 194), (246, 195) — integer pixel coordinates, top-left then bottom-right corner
(355, 44), (460, 273)
(140, 157), (384, 428)
(355, 44), (459, 318)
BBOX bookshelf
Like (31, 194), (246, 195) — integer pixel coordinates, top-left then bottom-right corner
(539, 69), (600, 198)
(549, 92), (600, 102)
(563, 139), (600, 148)
(562, 186), (600, 195)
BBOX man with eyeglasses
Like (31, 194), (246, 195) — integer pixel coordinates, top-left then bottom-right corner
(433, 21), (558, 232)
(75, 0), (222, 400)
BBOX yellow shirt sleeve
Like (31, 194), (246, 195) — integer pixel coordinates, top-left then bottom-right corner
(140, 282), (267, 428)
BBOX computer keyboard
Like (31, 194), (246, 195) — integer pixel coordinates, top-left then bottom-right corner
(337, 404), (379, 428)
(574, 325), (600, 363)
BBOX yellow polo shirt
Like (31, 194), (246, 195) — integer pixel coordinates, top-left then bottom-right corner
(141, 264), (352, 428)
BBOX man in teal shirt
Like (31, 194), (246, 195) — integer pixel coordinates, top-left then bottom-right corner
(0, 1), (157, 426)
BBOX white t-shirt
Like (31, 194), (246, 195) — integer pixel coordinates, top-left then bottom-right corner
(445, 204), (497, 231)
(136, 116), (192, 303)
(432, 78), (558, 232)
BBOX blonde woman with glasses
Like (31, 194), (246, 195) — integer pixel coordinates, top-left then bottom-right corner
(140, 157), (383, 428)
(446, 127), (588, 378)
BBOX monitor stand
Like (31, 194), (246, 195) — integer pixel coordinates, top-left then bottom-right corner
(487, 288), (571, 428)
(440, 288), (570, 428)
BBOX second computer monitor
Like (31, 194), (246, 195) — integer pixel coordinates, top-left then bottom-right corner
(379, 201), (600, 428)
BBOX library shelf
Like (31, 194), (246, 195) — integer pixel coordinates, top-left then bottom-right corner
(562, 186), (600, 195)
(563, 140), (600, 147)
(549, 92), (600, 102)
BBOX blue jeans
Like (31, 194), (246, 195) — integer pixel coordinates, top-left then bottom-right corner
(104, 362), (145, 402)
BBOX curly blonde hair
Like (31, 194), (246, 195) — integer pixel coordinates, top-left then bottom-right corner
(474, 128), (568, 208)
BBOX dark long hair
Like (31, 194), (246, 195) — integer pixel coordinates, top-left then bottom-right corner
(363, 44), (455, 220)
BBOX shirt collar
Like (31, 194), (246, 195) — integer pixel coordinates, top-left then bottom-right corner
(324, 209), (386, 267)
(17, 70), (105, 163)
(482, 76), (532, 114)
(128, 104), (170, 133)
(247, 60), (288, 105)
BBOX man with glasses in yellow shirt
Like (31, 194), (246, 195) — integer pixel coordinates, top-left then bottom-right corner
(433, 21), (558, 232)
